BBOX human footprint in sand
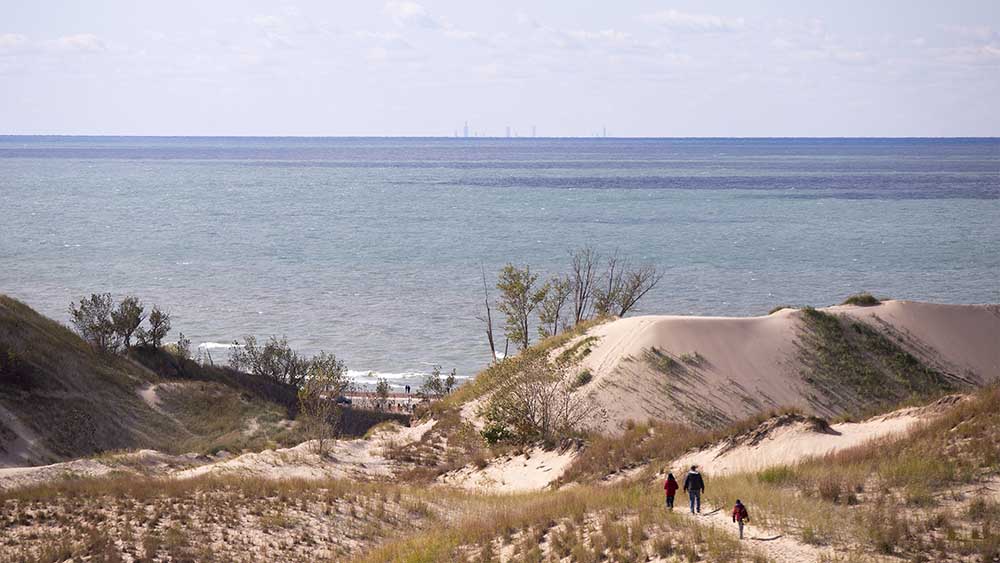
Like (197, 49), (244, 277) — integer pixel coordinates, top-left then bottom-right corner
(732, 499), (750, 539)
(683, 465), (705, 513)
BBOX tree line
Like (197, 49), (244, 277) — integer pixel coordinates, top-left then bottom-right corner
(69, 293), (173, 355)
(482, 246), (662, 358)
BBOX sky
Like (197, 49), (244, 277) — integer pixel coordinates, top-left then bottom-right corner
(2, 1), (999, 137)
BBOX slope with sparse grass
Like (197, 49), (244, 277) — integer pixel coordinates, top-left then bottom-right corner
(0, 296), (302, 466)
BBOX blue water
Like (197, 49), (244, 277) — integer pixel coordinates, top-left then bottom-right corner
(1, 137), (998, 385)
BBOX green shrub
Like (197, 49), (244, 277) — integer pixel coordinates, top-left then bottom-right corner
(757, 465), (796, 485)
(841, 292), (881, 306)
(573, 370), (593, 388)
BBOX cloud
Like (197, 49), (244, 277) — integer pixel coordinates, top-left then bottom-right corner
(941, 24), (997, 42)
(251, 14), (294, 47)
(384, 1), (440, 29)
(935, 44), (1000, 66)
(50, 34), (106, 52)
(642, 9), (745, 33)
(0, 33), (28, 50)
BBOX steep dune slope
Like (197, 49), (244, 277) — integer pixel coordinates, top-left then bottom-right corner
(567, 300), (999, 432)
(0, 296), (293, 467)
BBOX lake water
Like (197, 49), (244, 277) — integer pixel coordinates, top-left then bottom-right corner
(1, 137), (998, 386)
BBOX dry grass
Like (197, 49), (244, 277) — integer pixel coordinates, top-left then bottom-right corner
(354, 480), (762, 563)
(698, 386), (1000, 560)
(0, 473), (439, 562)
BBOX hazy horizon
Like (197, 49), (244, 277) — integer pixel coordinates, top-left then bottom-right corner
(3, 1), (1000, 137)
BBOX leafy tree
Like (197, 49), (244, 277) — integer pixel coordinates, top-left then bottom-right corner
(230, 335), (309, 387)
(111, 296), (144, 350)
(69, 293), (117, 353)
(420, 366), (458, 398)
(173, 332), (192, 360)
(138, 306), (171, 348)
(496, 264), (547, 350)
(297, 352), (349, 455)
(538, 275), (572, 338)
(374, 378), (391, 411)
(444, 368), (457, 394)
(420, 365), (446, 398)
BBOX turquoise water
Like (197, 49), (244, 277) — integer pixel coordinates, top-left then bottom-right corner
(1, 137), (998, 385)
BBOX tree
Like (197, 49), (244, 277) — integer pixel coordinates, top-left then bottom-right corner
(138, 306), (171, 348)
(593, 250), (624, 317)
(496, 264), (547, 351)
(374, 378), (391, 411)
(297, 352), (349, 455)
(69, 293), (117, 353)
(230, 335), (310, 387)
(614, 264), (663, 316)
(420, 365), (446, 398)
(593, 251), (663, 317)
(570, 247), (600, 325)
(111, 296), (145, 350)
(173, 332), (192, 360)
(538, 275), (572, 338)
(444, 368), (457, 394)
(477, 265), (499, 364)
(479, 351), (599, 445)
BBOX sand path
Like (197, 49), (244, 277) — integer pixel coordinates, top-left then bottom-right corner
(675, 502), (836, 563)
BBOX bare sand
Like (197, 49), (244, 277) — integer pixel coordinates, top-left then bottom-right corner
(437, 445), (578, 493)
(671, 396), (963, 477)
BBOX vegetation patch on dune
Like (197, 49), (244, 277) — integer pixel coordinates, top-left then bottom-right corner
(796, 307), (958, 415)
(841, 292), (882, 307)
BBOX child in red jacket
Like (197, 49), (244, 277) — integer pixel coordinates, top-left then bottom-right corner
(664, 473), (679, 509)
(732, 499), (750, 539)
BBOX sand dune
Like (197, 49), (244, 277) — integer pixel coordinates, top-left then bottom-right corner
(437, 446), (578, 493)
(567, 300), (999, 432)
(672, 395), (964, 477)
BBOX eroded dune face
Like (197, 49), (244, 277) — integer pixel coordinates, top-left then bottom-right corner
(565, 301), (1000, 433)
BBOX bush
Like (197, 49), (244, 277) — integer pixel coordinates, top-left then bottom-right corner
(573, 370), (593, 388)
(678, 351), (704, 366)
(230, 335), (309, 387)
(479, 350), (599, 445)
(841, 292), (881, 306)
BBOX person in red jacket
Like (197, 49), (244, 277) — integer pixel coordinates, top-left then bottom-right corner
(664, 472), (679, 509)
(732, 499), (750, 539)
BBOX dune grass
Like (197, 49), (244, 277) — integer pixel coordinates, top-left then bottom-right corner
(353, 480), (764, 563)
(796, 307), (958, 415)
(698, 386), (1000, 559)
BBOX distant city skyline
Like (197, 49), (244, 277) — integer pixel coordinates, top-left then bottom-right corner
(2, 1), (999, 136)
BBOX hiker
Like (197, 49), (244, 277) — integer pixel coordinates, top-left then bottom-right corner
(732, 499), (750, 539)
(683, 465), (704, 513)
(664, 472), (679, 509)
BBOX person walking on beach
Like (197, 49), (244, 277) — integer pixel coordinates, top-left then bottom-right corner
(683, 465), (705, 514)
(664, 472), (679, 510)
(732, 499), (750, 539)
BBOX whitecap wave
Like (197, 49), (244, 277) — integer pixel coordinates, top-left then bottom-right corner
(197, 341), (238, 350)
